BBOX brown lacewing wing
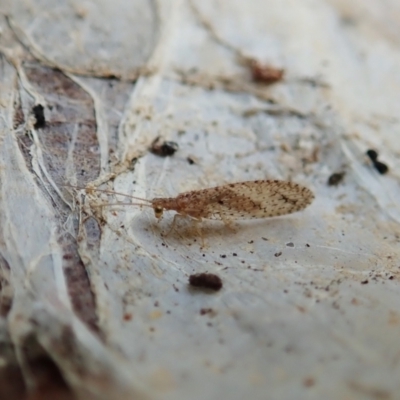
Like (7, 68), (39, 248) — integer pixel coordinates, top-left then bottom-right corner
(76, 180), (314, 222)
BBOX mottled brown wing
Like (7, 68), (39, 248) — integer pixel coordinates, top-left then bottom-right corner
(184, 180), (314, 220)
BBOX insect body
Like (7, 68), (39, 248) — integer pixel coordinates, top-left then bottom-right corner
(68, 180), (313, 244)
(148, 180), (313, 221)
(72, 180), (313, 229)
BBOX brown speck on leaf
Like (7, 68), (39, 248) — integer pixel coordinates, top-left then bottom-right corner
(366, 149), (378, 161)
(173, 284), (179, 292)
(327, 172), (345, 186)
(366, 149), (389, 174)
(123, 313), (132, 321)
(200, 308), (216, 316)
(249, 59), (284, 84)
(373, 160), (389, 175)
(189, 273), (222, 291)
(150, 136), (179, 157)
(303, 377), (315, 387)
(32, 104), (46, 129)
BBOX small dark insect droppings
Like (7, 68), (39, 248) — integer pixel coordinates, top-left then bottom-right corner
(303, 377), (315, 388)
(373, 160), (389, 175)
(361, 279), (369, 285)
(123, 313), (132, 321)
(366, 149), (378, 161)
(306, 244), (310, 247)
(189, 273), (222, 291)
(187, 156), (195, 165)
(150, 136), (179, 157)
(365, 149), (389, 175)
(274, 252), (282, 257)
(32, 104), (45, 129)
(327, 172), (345, 186)
(249, 59), (284, 84)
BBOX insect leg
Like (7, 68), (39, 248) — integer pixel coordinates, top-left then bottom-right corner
(220, 214), (237, 232)
(164, 213), (184, 237)
(191, 218), (205, 247)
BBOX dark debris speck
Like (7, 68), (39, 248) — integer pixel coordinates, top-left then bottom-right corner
(373, 160), (389, 175)
(150, 136), (179, 157)
(189, 273), (222, 291)
(32, 104), (46, 129)
(366, 149), (378, 161)
(327, 172), (345, 186)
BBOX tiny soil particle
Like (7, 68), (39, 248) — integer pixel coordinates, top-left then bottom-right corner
(286, 242), (294, 247)
(303, 377), (315, 387)
(361, 279), (369, 284)
(220, 254), (226, 258)
(189, 273), (223, 291)
(327, 171), (345, 186)
(123, 313), (133, 321)
(373, 160), (389, 175)
(366, 149), (378, 161)
(200, 308), (215, 316)
(306, 244), (310, 247)
(32, 104), (45, 129)
(150, 136), (179, 157)
(187, 156), (195, 165)
(233, 253), (237, 256)
(274, 252), (282, 257)
(249, 60), (284, 84)
(389, 276), (394, 280)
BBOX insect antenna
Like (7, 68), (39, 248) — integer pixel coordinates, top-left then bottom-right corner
(61, 184), (152, 204)
(93, 201), (154, 209)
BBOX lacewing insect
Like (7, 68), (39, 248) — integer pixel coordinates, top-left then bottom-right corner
(67, 180), (314, 232)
